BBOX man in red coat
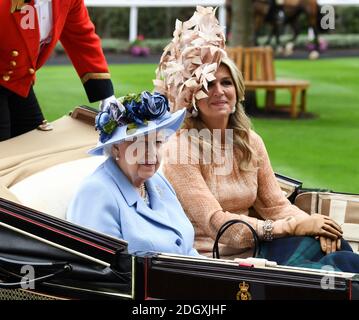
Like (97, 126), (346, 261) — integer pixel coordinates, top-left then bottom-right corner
(0, 0), (120, 141)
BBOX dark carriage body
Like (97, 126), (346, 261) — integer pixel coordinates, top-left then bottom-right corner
(138, 254), (359, 300)
(0, 197), (132, 300)
(1, 197), (358, 300)
(0, 107), (358, 300)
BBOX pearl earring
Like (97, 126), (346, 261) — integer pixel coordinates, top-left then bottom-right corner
(231, 106), (236, 114)
(191, 104), (198, 118)
(115, 156), (119, 161)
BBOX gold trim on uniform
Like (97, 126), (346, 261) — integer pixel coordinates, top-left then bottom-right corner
(11, 0), (27, 13)
(81, 73), (111, 84)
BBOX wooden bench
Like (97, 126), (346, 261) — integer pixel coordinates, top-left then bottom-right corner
(226, 46), (310, 118)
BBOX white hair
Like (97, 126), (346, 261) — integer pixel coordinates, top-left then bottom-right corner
(103, 144), (115, 158)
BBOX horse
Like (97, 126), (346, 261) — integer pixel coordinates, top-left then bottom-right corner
(253, 0), (322, 59)
(253, 0), (284, 48)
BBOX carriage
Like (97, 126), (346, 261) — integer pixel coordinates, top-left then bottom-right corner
(0, 106), (358, 300)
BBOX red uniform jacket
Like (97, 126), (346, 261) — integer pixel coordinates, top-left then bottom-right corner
(0, 0), (113, 101)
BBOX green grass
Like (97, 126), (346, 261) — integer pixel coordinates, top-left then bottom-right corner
(34, 58), (359, 193)
(34, 64), (156, 121)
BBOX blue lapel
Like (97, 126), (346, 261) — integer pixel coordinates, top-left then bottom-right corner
(103, 158), (183, 237)
(103, 157), (138, 206)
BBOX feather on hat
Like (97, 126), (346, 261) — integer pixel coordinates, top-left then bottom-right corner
(153, 6), (227, 115)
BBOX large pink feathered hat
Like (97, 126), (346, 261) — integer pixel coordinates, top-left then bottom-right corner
(153, 6), (227, 116)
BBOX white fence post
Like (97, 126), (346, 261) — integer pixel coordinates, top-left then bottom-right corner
(218, 5), (226, 33)
(129, 6), (138, 43)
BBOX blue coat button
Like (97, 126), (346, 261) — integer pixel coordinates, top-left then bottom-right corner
(175, 238), (182, 246)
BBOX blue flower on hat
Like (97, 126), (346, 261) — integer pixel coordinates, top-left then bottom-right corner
(95, 91), (170, 143)
(141, 91), (169, 119)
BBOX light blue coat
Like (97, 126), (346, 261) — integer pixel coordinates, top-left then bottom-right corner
(67, 157), (200, 257)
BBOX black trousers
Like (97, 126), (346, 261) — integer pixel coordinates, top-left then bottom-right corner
(0, 86), (44, 141)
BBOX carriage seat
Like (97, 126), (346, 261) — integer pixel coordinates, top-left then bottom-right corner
(9, 156), (106, 220)
(295, 192), (359, 254)
(7, 156), (359, 254)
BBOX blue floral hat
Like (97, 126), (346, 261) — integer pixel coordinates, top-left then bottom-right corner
(89, 91), (186, 156)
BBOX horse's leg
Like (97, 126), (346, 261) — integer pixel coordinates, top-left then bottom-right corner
(273, 23), (284, 54)
(279, 2), (303, 56)
(270, 6), (286, 55)
(290, 19), (300, 44)
(308, 26), (320, 59)
(265, 26), (274, 45)
(254, 10), (267, 46)
(307, 1), (320, 59)
(254, 18), (261, 46)
(281, 20), (296, 56)
(255, 32), (260, 46)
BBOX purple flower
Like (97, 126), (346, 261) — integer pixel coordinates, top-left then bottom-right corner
(130, 45), (150, 57)
(141, 47), (150, 56)
(130, 46), (143, 56)
(306, 38), (328, 52)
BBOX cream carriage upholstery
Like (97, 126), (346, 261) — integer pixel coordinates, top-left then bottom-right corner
(9, 156), (106, 220)
(0, 107), (99, 218)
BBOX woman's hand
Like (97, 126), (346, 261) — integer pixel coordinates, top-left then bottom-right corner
(318, 236), (341, 254)
(293, 214), (343, 239)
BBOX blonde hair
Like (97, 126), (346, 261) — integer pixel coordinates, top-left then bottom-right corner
(183, 56), (255, 170)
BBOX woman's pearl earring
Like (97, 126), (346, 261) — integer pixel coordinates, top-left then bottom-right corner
(231, 106), (236, 114)
(191, 104), (198, 118)
(115, 156), (120, 161)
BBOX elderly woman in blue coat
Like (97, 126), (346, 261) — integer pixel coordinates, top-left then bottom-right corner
(67, 91), (200, 257)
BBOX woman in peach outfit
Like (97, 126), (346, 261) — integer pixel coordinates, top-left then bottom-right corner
(158, 6), (359, 272)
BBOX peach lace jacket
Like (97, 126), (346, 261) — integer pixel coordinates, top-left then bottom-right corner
(163, 129), (308, 259)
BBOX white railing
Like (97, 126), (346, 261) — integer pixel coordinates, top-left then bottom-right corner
(85, 0), (225, 7)
(84, 0), (359, 42)
(84, 0), (226, 42)
(318, 0), (359, 5)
